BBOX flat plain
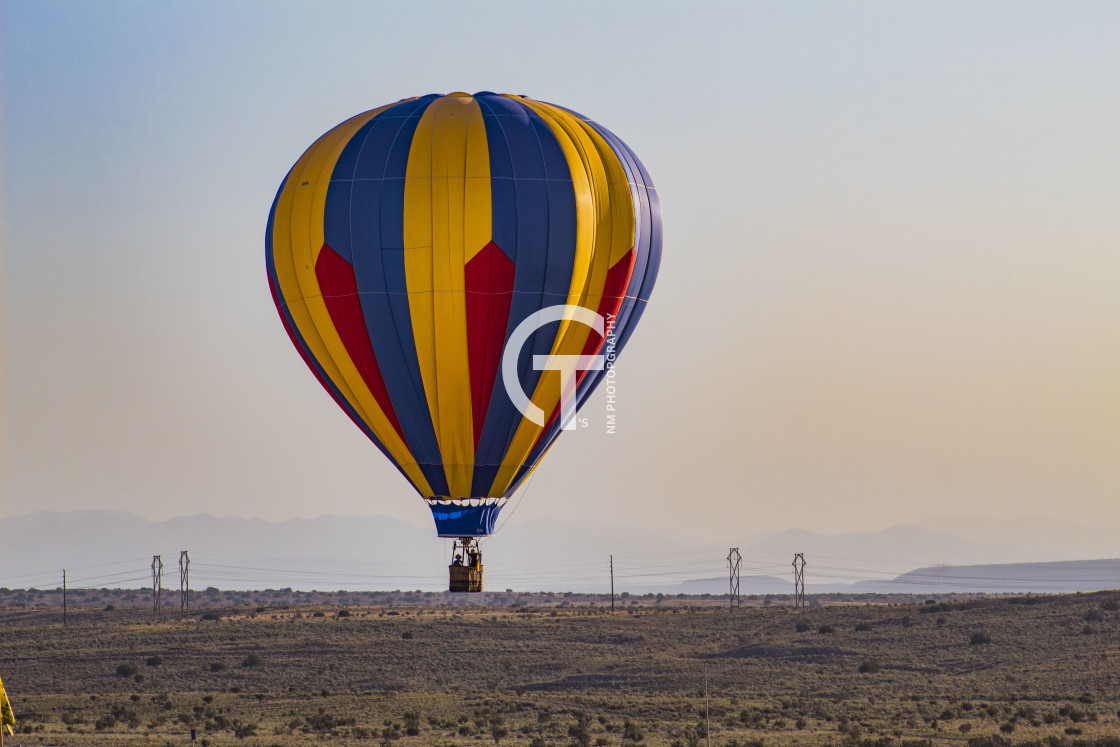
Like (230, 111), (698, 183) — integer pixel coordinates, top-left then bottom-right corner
(2, 590), (1120, 746)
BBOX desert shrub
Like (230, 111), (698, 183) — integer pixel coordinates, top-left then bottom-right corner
(936, 617), (947, 626)
(923, 600), (977, 613)
(233, 720), (258, 738)
(307, 710), (356, 732)
(818, 625), (834, 634)
(338, 609), (351, 617)
(1084, 609), (1102, 622)
(146, 656), (163, 667)
(401, 631), (415, 640)
(201, 611), (221, 621)
(1101, 599), (1119, 611)
(209, 661), (226, 672)
(795, 621), (811, 632)
(1058, 704), (1089, 722)
(242, 653), (263, 667)
(115, 663), (138, 677)
(312, 611), (326, 618)
(854, 622), (871, 631)
(622, 719), (644, 743)
(404, 711), (421, 736)
(970, 631), (991, 645)
(1082, 625), (1095, 635)
(858, 660), (880, 674)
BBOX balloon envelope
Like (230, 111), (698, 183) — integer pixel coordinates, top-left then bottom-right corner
(266, 92), (662, 537)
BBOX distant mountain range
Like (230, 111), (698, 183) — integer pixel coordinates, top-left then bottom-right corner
(648, 558), (1120, 596)
(2, 510), (1117, 595)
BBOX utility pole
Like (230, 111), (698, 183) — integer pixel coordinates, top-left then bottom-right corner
(63, 569), (67, 626)
(610, 555), (615, 612)
(152, 555), (163, 622)
(792, 553), (806, 608)
(727, 548), (741, 610)
(179, 551), (190, 620)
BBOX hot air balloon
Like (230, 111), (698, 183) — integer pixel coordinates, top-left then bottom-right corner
(266, 92), (661, 591)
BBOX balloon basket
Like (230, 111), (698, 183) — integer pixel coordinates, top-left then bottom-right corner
(449, 564), (484, 593)
(449, 537), (484, 593)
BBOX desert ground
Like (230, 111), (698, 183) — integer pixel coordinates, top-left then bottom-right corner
(2, 590), (1120, 746)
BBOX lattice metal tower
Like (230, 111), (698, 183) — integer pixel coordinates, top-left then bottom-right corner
(792, 553), (806, 608)
(151, 555), (163, 622)
(727, 548), (742, 609)
(179, 551), (190, 620)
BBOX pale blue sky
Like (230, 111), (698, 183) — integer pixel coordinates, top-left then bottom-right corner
(2, 1), (1118, 542)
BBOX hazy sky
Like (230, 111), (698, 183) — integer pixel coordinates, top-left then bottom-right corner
(2, 1), (1118, 544)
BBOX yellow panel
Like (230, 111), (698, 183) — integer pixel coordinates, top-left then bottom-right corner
(486, 98), (637, 496)
(463, 98), (493, 262)
(403, 95), (490, 498)
(271, 102), (435, 497)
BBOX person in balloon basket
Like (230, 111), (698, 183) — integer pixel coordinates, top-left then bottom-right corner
(452, 554), (464, 567)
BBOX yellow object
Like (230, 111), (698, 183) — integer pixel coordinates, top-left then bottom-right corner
(403, 95), (490, 496)
(0, 671), (15, 736)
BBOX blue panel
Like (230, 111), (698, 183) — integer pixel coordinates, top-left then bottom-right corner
(429, 503), (504, 537)
(470, 464), (501, 498)
(322, 181), (354, 263)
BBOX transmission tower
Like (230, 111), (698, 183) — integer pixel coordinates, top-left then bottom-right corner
(727, 548), (741, 609)
(151, 555), (163, 622)
(792, 553), (806, 608)
(179, 551), (190, 620)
